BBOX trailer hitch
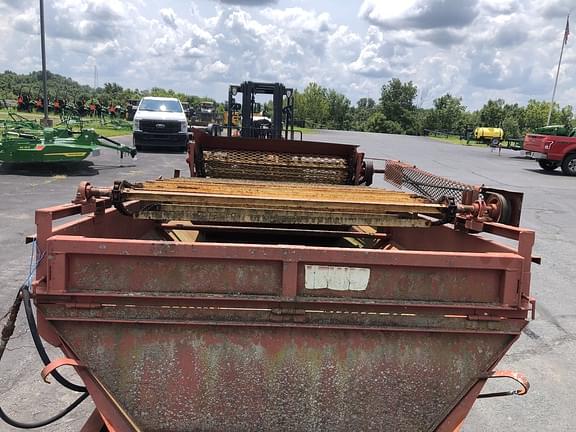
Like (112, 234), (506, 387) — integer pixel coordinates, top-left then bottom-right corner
(477, 370), (530, 398)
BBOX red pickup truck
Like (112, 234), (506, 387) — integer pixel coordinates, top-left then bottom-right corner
(524, 133), (576, 175)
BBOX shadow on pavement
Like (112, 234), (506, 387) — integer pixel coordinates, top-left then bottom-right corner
(508, 155), (534, 160)
(0, 160), (100, 177)
(135, 146), (187, 154)
(523, 168), (565, 176)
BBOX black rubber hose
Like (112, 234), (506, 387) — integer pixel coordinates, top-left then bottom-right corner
(0, 290), (22, 362)
(20, 286), (87, 393)
(0, 392), (89, 429)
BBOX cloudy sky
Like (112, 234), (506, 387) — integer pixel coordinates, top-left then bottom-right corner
(0, 0), (574, 110)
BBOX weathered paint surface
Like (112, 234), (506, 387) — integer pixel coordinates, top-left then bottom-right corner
(32, 201), (535, 431)
(56, 321), (516, 432)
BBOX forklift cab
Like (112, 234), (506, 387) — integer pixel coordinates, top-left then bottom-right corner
(226, 81), (295, 139)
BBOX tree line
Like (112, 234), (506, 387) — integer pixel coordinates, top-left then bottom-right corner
(2, 70), (573, 137)
(294, 79), (575, 137)
(0, 70), (216, 110)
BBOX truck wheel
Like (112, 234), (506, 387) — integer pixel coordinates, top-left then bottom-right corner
(133, 137), (142, 151)
(561, 153), (576, 176)
(538, 160), (559, 172)
(490, 138), (500, 147)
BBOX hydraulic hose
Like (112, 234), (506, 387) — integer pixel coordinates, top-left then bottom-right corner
(0, 392), (89, 429)
(20, 285), (87, 393)
(0, 285), (90, 429)
(0, 291), (22, 362)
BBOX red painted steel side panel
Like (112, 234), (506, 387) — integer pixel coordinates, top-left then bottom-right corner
(49, 236), (524, 309)
(68, 255), (283, 295)
(297, 266), (506, 303)
(194, 128), (360, 156)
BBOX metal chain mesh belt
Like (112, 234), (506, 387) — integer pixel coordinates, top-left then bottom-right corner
(203, 149), (351, 184)
(383, 160), (476, 203)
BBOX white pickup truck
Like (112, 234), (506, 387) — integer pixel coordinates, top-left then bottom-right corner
(132, 97), (189, 151)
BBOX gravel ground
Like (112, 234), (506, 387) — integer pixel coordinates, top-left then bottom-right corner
(0, 130), (574, 431)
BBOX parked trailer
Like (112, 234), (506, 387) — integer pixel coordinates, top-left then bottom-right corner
(474, 127), (504, 146)
(22, 168), (535, 431)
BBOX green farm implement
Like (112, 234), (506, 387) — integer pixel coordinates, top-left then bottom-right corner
(0, 115), (136, 164)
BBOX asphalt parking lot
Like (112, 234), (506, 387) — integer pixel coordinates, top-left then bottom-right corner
(0, 130), (574, 431)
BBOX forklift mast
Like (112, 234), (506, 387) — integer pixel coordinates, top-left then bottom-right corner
(227, 81), (294, 139)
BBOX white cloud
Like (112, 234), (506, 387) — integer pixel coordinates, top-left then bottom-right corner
(13, 8), (39, 34)
(160, 8), (178, 30)
(359, 0), (480, 30)
(353, 0), (576, 109)
(93, 40), (123, 57)
(328, 25), (363, 63)
(0, 0), (574, 111)
(204, 60), (230, 75)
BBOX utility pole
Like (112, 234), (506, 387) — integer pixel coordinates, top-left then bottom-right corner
(547, 14), (570, 126)
(39, 0), (52, 126)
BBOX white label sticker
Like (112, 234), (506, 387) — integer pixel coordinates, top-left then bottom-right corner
(304, 265), (370, 291)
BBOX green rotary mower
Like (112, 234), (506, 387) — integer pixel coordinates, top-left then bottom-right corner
(0, 116), (136, 164)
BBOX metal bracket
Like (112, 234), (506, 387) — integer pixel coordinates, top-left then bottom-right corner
(522, 295), (537, 320)
(477, 370), (530, 398)
(41, 357), (85, 384)
(112, 180), (137, 216)
(72, 181), (112, 215)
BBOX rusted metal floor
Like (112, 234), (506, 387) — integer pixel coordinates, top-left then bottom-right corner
(120, 178), (443, 227)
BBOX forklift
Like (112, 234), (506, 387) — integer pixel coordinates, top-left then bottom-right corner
(225, 81), (295, 139)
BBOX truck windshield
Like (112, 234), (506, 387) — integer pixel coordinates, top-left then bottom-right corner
(200, 102), (214, 112)
(139, 99), (182, 113)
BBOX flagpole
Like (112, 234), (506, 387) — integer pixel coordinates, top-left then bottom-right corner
(39, 0), (50, 127)
(547, 14), (570, 126)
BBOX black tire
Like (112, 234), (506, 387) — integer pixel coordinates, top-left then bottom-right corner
(561, 153), (576, 176)
(181, 137), (190, 153)
(490, 138), (500, 147)
(133, 137), (143, 152)
(538, 160), (559, 172)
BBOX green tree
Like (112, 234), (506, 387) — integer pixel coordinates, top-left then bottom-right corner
(501, 103), (525, 135)
(364, 112), (404, 134)
(479, 99), (506, 126)
(462, 111), (480, 129)
(502, 117), (520, 138)
(325, 89), (351, 129)
(364, 112), (387, 133)
(524, 99), (552, 131)
(430, 93), (466, 132)
(297, 82), (330, 128)
(379, 78), (418, 134)
(350, 97), (376, 131)
(557, 105), (574, 126)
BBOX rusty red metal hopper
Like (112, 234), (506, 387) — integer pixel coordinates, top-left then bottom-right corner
(30, 171), (535, 430)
